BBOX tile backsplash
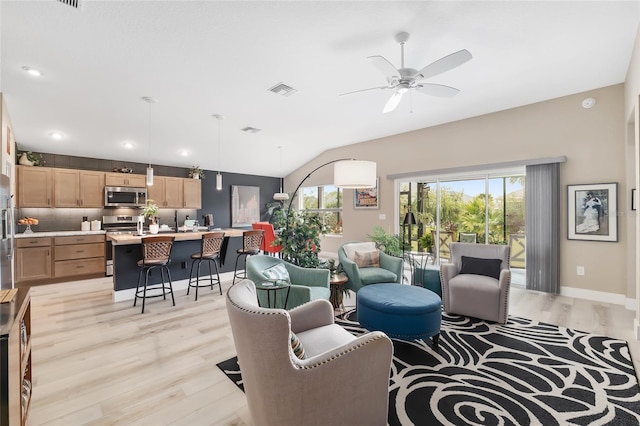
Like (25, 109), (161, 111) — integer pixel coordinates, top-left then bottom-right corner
(16, 207), (197, 233)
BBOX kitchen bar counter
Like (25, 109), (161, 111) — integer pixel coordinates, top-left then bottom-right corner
(110, 228), (249, 294)
(107, 228), (244, 245)
(15, 230), (105, 238)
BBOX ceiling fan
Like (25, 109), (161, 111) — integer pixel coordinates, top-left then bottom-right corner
(340, 32), (472, 113)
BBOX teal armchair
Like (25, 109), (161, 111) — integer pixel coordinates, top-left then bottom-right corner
(246, 255), (330, 309)
(338, 242), (403, 293)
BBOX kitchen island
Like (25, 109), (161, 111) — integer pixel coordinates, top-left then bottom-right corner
(108, 229), (247, 298)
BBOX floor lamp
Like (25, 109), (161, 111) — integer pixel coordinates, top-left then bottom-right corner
(402, 209), (416, 256)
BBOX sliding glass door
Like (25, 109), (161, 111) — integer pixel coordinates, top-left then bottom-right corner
(399, 171), (525, 269)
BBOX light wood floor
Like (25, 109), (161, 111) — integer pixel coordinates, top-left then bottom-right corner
(26, 278), (640, 425)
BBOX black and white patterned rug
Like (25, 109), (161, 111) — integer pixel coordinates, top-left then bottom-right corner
(217, 312), (640, 425)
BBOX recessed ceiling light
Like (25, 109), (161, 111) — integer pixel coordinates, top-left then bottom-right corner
(180, 150), (189, 157)
(22, 66), (43, 77)
(48, 131), (63, 140)
(123, 142), (134, 149)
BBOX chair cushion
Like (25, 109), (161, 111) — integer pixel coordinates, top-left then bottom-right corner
(262, 263), (290, 282)
(360, 267), (398, 285)
(308, 286), (331, 301)
(296, 324), (355, 358)
(460, 256), (502, 279)
(290, 331), (306, 359)
(343, 242), (376, 261)
(354, 250), (380, 268)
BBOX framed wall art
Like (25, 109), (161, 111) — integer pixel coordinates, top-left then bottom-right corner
(231, 185), (260, 228)
(354, 178), (379, 209)
(567, 183), (617, 242)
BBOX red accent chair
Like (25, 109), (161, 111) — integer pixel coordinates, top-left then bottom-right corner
(252, 222), (282, 257)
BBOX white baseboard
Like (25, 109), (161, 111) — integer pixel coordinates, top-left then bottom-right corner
(560, 286), (629, 308)
(113, 271), (236, 302)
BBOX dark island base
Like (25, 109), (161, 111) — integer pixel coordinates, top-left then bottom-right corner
(113, 236), (244, 291)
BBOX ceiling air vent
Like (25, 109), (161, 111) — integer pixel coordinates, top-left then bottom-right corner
(268, 82), (298, 97)
(241, 127), (261, 134)
(57, 0), (81, 9)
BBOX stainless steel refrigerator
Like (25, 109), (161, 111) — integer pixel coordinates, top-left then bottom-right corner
(0, 174), (14, 290)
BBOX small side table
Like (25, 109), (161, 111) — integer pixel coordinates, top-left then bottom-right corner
(255, 280), (291, 309)
(329, 273), (348, 313)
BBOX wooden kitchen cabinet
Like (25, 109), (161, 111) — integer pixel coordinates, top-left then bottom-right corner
(105, 172), (146, 187)
(54, 235), (105, 278)
(15, 238), (52, 282)
(183, 178), (202, 209)
(148, 176), (184, 208)
(16, 166), (54, 208)
(54, 169), (105, 207)
(0, 288), (32, 426)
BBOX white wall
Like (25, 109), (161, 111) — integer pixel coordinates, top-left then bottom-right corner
(285, 84), (627, 298)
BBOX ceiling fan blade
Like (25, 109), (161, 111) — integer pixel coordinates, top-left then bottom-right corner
(339, 86), (393, 96)
(416, 49), (472, 80)
(367, 55), (400, 79)
(383, 90), (405, 113)
(415, 83), (460, 97)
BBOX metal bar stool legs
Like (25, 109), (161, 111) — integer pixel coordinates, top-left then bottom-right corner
(134, 263), (175, 314)
(188, 257), (222, 300)
(133, 235), (176, 313)
(188, 232), (225, 300)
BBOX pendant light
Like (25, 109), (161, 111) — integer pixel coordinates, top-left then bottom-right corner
(213, 114), (224, 191)
(273, 146), (289, 201)
(141, 96), (158, 186)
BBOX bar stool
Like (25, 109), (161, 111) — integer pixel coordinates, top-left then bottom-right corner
(233, 230), (264, 284)
(134, 235), (175, 314)
(187, 231), (225, 300)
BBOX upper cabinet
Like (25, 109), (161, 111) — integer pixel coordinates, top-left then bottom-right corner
(17, 166), (201, 210)
(148, 176), (201, 209)
(183, 178), (202, 209)
(17, 166), (54, 207)
(54, 169), (105, 207)
(105, 172), (146, 187)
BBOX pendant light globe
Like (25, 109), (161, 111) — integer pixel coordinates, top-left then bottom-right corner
(213, 114), (225, 191)
(141, 96), (158, 186)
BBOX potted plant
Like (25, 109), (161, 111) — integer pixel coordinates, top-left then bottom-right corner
(272, 208), (327, 268)
(418, 230), (433, 253)
(367, 226), (402, 257)
(188, 166), (205, 179)
(17, 151), (44, 166)
(143, 200), (159, 234)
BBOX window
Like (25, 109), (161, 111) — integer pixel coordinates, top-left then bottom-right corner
(300, 184), (342, 234)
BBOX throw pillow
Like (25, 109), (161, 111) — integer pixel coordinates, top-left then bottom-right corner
(290, 331), (306, 359)
(354, 250), (380, 268)
(262, 263), (290, 283)
(459, 256), (502, 280)
(343, 242), (376, 261)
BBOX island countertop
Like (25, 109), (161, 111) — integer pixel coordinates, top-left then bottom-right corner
(15, 230), (106, 239)
(107, 228), (246, 245)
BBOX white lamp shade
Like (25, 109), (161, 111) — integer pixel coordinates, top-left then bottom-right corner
(333, 160), (376, 188)
(273, 192), (289, 201)
(146, 167), (154, 186)
(216, 172), (223, 190)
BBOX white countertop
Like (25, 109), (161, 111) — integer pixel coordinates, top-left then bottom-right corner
(14, 230), (106, 238)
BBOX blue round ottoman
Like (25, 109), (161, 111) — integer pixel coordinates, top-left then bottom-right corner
(357, 283), (441, 346)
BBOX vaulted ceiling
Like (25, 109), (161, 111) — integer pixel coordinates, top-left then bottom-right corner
(2, 1), (638, 177)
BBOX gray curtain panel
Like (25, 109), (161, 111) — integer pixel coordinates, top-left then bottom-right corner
(525, 163), (560, 293)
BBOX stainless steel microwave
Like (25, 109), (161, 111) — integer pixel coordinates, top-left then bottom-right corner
(104, 186), (147, 208)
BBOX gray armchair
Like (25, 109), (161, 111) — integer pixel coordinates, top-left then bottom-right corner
(226, 279), (393, 426)
(338, 241), (403, 293)
(440, 242), (511, 324)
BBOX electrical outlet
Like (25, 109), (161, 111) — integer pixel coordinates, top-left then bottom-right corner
(577, 266), (585, 276)
(379, 214), (386, 220)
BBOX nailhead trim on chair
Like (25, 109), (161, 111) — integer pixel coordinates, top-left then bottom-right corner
(227, 290), (388, 369)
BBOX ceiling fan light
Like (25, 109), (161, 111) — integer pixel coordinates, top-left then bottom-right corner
(334, 160), (376, 189)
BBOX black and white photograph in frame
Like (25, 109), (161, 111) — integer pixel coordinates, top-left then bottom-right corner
(567, 183), (617, 242)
